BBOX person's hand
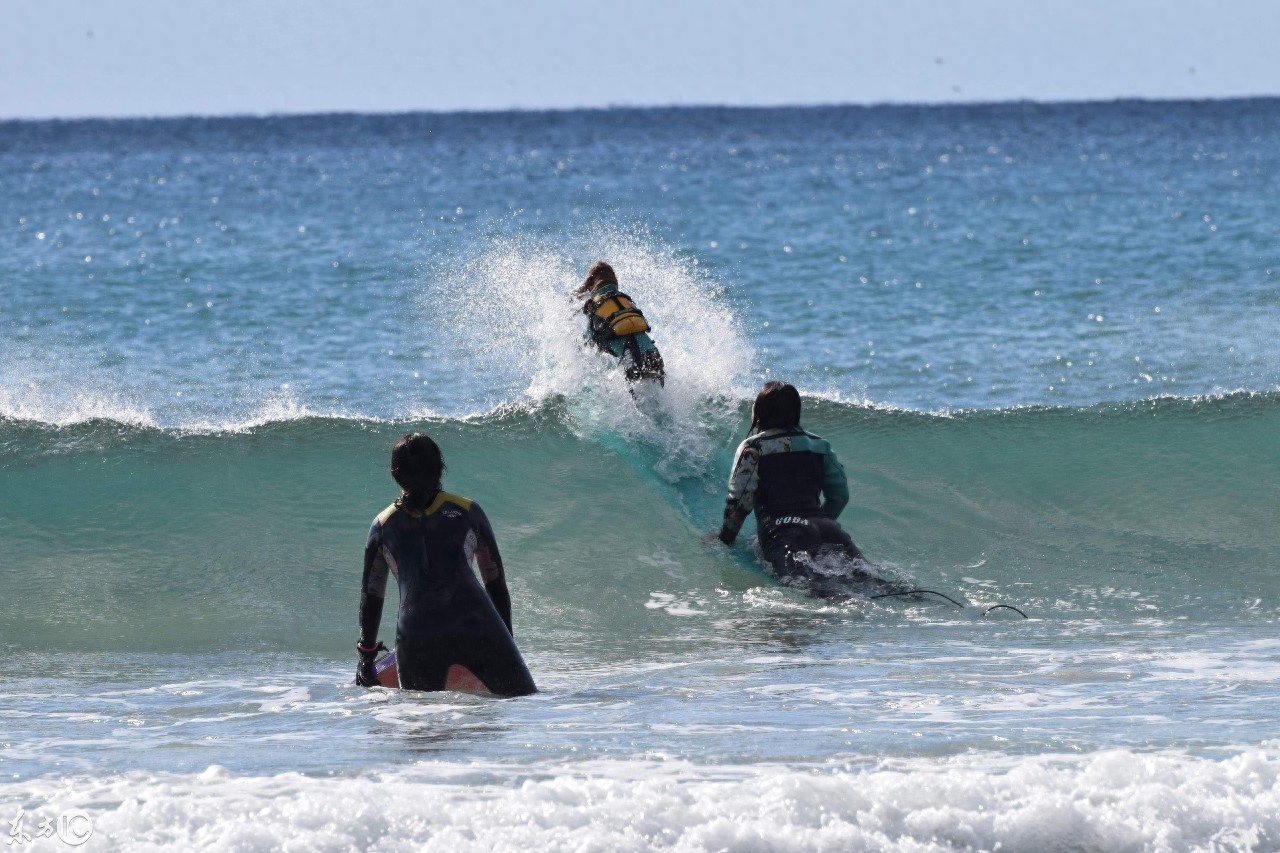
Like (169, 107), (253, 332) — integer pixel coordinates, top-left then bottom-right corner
(356, 659), (379, 687)
(355, 640), (386, 688)
(701, 530), (724, 544)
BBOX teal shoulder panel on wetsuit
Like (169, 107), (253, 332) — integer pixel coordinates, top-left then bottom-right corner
(782, 431), (832, 456)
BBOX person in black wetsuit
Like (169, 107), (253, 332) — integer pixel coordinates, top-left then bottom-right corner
(576, 260), (665, 385)
(356, 433), (536, 696)
(706, 381), (865, 580)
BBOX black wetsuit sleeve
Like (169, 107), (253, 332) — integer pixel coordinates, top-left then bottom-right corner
(469, 502), (514, 634)
(358, 519), (390, 646)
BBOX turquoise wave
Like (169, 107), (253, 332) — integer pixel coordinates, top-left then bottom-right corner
(3, 392), (1277, 653)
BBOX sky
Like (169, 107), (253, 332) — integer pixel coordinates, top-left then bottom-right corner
(2, 1), (1279, 120)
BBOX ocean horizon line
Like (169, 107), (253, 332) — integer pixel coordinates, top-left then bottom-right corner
(3, 91), (1279, 128)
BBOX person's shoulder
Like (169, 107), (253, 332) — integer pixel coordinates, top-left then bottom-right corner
(372, 502), (399, 527)
(735, 434), (766, 460)
(748, 428), (797, 453)
(754, 428), (829, 455)
(798, 429), (834, 454)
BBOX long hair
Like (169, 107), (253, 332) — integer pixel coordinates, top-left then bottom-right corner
(750, 381), (802, 433)
(391, 433), (445, 509)
(575, 260), (618, 296)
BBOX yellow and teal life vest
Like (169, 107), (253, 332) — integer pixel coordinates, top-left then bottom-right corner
(583, 283), (650, 341)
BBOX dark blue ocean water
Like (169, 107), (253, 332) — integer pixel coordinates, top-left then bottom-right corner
(2, 101), (1279, 851)
(4, 101), (1278, 425)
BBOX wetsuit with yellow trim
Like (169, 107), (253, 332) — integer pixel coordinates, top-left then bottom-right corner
(358, 490), (536, 696)
(716, 427), (864, 577)
(582, 282), (665, 385)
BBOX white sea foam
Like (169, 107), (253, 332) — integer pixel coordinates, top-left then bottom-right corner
(0, 374), (157, 428)
(164, 390), (313, 434)
(0, 360), (357, 433)
(3, 749), (1278, 852)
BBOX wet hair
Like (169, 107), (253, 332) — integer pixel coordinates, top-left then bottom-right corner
(391, 433), (445, 509)
(750, 381), (802, 432)
(575, 260), (618, 295)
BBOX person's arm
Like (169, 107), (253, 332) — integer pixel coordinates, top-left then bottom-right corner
(583, 302), (616, 352)
(359, 522), (390, 646)
(820, 445), (850, 520)
(717, 439), (761, 544)
(469, 503), (514, 634)
(356, 520), (391, 685)
(582, 298), (595, 343)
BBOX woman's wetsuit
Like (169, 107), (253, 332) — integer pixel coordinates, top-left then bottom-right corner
(716, 427), (864, 577)
(358, 491), (536, 696)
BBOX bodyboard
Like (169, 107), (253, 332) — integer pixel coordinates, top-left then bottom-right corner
(362, 650), (492, 693)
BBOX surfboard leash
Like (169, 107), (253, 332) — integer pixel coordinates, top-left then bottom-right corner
(869, 588), (1029, 618)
